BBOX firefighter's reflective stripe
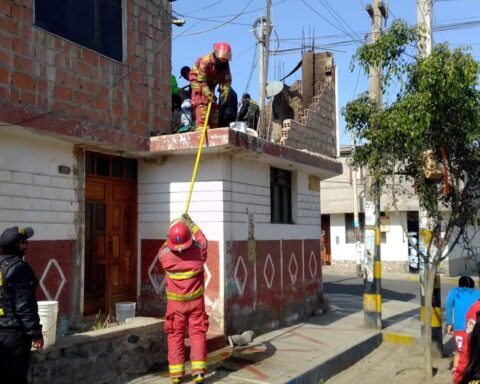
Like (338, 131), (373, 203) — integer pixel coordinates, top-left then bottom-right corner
(167, 269), (203, 280)
(191, 225), (200, 235)
(169, 363), (184, 374)
(0, 270), (3, 316)
(191, 360), (206, 370)
(201, 87), (211, 97)
(166, 287), (204, 302)
(197, 75), (208, 82)
(191, 83), (201, 90)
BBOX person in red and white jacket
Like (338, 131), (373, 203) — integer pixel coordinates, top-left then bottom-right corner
(453, 298), (480, 384)
(158, 214), (208, 384)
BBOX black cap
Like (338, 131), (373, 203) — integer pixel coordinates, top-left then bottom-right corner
(180, 66), (191, 79)
(242, 93), (250, 100)
(0, 226), (34, 248)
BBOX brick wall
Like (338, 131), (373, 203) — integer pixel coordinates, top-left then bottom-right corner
(0, 0), (171, 150)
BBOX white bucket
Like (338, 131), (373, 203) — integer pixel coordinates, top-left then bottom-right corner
(115, 302), (136, 325)
(38, 301), (59, 347)
(229, 121), (247, 133)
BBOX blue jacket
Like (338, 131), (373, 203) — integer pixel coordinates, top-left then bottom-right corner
(445, 287), (480, 331)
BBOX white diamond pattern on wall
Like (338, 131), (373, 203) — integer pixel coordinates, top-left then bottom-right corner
(39, 259), (67, 301)
(234, 256), (248, 295)
(263, 253), (275, 289)
(288, 252), (298, 284)
(148, 254), (165, 294)
(309, 251), (318, 279)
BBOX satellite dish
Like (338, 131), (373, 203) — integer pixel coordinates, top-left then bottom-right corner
(266, 81), (284, 97)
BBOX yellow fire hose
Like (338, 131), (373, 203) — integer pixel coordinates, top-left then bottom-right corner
(183, 100), (212, 214)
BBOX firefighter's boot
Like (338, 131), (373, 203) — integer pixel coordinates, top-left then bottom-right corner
(193, 373), (204, 383)
(172, 377), (182, 384)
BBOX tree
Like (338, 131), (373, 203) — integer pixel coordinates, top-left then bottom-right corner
(344, 21), (480, 380)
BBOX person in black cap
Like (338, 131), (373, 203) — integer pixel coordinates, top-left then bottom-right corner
(179, 65), (192, 100)
(0, 226), (44, 384)
(237, 93), (259, 130)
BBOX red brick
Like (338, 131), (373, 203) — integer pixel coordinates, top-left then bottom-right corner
(0, 48), (9, 64)
(112, 103), (123, 117)
(0, 16), (18, 35)
(9, 87), (19, 103)
(13, 55), (33, 73)
(76, 61), (96, 79)
(80, 81), (97, 94)
(0, 84), (7, 100)
(0, 2), (12, 16)
(12, 37), (29, 55)
(0, 66), (8, 84)
(128, 108), (139, 121)
(54, 85), (73, 102)
(93, 98), (107, 111)
(11, 4), (33, 20)
(74, 90), (92, 105)
(11, 71), (34, 90)
(82, 49), (99, 66)
(139, 111), (149, 125)
(36, 94), (48, 109)
(18, 89), (35, 105)
(0, 34), (13, 50)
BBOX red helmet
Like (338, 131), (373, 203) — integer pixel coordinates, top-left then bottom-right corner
(213, 42), (232, 62)
(167, 221), (192, 252)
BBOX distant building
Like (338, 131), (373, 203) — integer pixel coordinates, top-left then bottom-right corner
(320, 146), (480, 276)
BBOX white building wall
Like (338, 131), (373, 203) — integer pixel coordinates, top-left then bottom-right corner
(0, 128), (80, 240)
(328, 211), (410, 269)
(225, 156), (320, 241)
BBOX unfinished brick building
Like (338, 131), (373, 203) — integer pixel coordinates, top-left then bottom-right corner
(0, 2), (341, 381)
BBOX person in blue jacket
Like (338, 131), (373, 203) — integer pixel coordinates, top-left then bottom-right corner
(446, 276), (480, 371)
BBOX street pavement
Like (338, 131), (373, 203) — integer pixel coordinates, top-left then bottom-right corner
(126, 269), (453, 384)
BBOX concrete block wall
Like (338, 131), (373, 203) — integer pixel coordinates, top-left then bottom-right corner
(0, 0), (171, 143)
(282, 87), (337, 158)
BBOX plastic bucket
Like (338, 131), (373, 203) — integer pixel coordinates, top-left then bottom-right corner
(229, 121), (247, 133)
(38, 301), (59, 347)
(115, 302), (136, 325)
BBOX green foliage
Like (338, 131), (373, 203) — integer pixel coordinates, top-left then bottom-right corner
(344, 19), (480, 261)
(91, 309), (117, 331)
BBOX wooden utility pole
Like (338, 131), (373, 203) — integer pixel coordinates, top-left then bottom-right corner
(363, 0), (386, 330)
(416, 0), (443, 358)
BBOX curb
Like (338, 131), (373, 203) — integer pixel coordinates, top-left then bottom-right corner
(284, 332), (383, 384)
(382, 332), (419, 346)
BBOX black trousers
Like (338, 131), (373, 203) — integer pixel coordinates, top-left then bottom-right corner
(0, 329), (31, 384)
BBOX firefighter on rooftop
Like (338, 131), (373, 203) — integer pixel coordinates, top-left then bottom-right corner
(189, 42), (232, 130)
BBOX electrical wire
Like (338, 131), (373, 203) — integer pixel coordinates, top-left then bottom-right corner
(243, 44), (259, 95)
(173, 0), (255, 37)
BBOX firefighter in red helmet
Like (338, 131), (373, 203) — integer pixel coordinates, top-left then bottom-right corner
(189, 42), (232, 130)
(158, 214), (209, 384)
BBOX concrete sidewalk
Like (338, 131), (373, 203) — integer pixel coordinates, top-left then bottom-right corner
(127, 297), (426, 384)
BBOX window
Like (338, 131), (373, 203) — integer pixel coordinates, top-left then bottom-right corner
(35, 0), (123, 61)
(270, 167), (292, 224)
(345, 213), (365, 243)
(346, 212), (387, 244)
(86, 152), (137, 180)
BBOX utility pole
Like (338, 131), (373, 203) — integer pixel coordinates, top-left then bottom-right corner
(256, 0), (271, 139)
(416, 0), (443, 357)
(363, 0), (386, 330)
(351, 139), (362, 277)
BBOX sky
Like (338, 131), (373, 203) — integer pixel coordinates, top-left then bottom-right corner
(170, 0), (480, 145)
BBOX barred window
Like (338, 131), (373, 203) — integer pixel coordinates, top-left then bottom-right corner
(345, 213), (365, 244)
(270, 167), (292, 224)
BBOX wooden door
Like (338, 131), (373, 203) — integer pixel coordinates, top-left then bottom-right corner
(84, 152), (137, 315)
(321, 214), (331, 265)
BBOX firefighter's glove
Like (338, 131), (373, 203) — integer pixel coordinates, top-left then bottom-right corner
(181, 213), (194, 229)
(221, 87), (229, 102)
(206, 93), (216, 104)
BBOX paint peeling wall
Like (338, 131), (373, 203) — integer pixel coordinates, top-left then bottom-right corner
(0, 128), (81, 318)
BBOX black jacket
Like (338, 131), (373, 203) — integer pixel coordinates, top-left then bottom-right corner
(0, 254), (42, 339)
